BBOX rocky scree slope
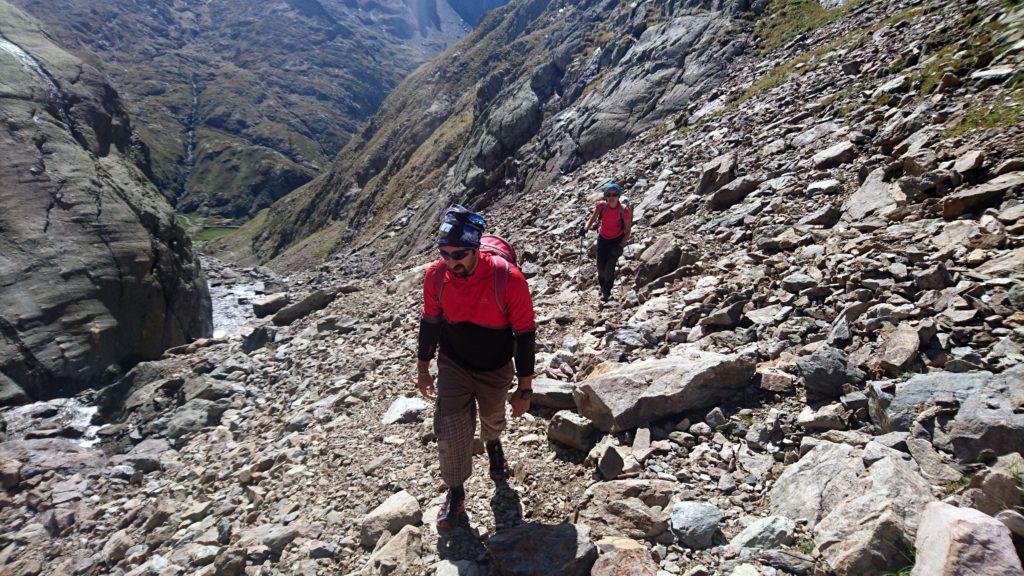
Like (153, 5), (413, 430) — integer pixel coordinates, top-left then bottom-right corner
(2, 0), (1024, 574)
(12, 0), (509, 219)
(0, 1), (212, 404)
(236, 0), (765, 269)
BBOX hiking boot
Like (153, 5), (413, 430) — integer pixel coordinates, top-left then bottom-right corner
(436, 490), (466, 532)
(486, 440), (509, 482)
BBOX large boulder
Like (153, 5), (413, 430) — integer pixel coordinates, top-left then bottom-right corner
(485, 522), (597, 576)
(769, 442), (865, 527)
(868, 371), (992, 432)
(574, 349), (755, 432)
(813, 456), (935, 575)
(949, 365), (1024, 462)
(0, 5), (211, 400)
(634, 236), (683, 288)
(912, 503), (1024, 576)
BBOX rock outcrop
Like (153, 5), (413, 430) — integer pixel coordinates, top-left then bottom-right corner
(0, 1), (211, 402)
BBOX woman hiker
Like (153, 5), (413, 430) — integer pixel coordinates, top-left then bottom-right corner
(581, 182), (632, 302)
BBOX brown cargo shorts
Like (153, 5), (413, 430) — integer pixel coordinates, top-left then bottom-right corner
(434, 354), (514, 487)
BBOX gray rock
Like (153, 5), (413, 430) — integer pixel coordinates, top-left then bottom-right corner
(912, 503), (1023, 576)
(574, 350), (755, 432)
(868, 322), (921, 376)
(598, 444), (625, 481)
(841, 168), (905, 221)
(781, 273), (816, 293)
(811, 141), (857, 169)
(634, 236), (683, 288)
(252, 293), (289, 318)
(110, 438), (172, 474)
(729, 516), (796, 550)
(696, 153), (737, 196)
(965, 453), (1024, 516)
(238, 524), (300, 556)
(486, 522), (597, 576)
(943, 172), (1024, 219)
(578, 480), (676, 541)
(102, 529), (135, 564)
(795, 347), (865, 402)
(271, 289), (337, 326)
(0, 9), (211, 400)
(548, 411), (595, 451)
(359, 490), (422, 548)
(362, 524), (423, 575)
(0, 374), (29, 407)
(532, 378), (577, 410)
(709, 175), (761, 209)
(670, 501), (721, 550)
(869, 371), (991, 432)
(814, 456), (935, 575)
(950, 365), (1024, 462)
(905, 438), (962, 484)
(381, 397), (428, 425)
(769, 442), (864, 527)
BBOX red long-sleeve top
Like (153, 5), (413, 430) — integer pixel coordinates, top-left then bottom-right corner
(418, 251), (536, 376)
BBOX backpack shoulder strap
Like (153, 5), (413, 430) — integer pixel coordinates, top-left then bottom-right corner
(491, 256), (511, 318)
(431, 262), (447, 310)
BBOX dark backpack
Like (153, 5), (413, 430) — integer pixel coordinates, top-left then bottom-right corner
(598, 198), (630, 230)
(433, 234), (518, 317)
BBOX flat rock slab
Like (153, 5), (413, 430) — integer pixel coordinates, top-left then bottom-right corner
(574, 349), (755, 432)
(943, 172), (1024, 219)
(272, 290), (337, 326)
(531, 378), (577, 410)
(0, 439), (106, 480)
(486, 522), (597, 576)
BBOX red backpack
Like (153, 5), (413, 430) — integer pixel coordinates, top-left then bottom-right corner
(433, 235), (518, 316)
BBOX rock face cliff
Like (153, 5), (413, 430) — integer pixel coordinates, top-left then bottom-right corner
(0, 1), (212, 404)
(241, 0), (765, 269)
(12, 0), (510, 219)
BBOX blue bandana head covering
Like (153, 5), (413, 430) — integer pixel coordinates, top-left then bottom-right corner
(437, 204), (485, 248)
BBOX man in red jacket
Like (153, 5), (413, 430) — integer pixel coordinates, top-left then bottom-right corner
(416, 205), (536, 531)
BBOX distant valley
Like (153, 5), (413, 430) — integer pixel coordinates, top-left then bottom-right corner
(12, 0), (508, 219)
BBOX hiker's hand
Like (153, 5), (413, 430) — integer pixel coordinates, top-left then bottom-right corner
(417, 372), (435, 399)
(510, 389), (531, 418)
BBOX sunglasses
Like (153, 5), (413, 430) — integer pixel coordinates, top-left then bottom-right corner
(439, 248), (473, 261)
(604, 191), (620, 198)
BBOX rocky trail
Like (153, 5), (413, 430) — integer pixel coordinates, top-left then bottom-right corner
(2, 0), (1024, 574)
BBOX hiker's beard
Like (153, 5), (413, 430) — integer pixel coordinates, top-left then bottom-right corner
(451, 264), (469, 277)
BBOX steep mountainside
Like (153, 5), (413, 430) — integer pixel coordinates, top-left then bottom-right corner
(0, 1), (211, 403)
(237, 0), (765, 269)
(1, 0), (1023, 573)
(12, 0), (508, 219)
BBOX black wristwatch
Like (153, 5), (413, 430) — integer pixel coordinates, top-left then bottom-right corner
(514, 388), (532, 400)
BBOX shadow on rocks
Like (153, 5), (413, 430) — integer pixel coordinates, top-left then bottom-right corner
(436, 481), (525, 564)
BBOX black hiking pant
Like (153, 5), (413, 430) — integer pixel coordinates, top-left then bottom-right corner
(596, 234), (624, 297)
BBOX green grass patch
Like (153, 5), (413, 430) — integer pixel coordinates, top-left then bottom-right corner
(755, 0), (865, 54)
(194, 227), (238, 244)
(947, 90), (1024, 136)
